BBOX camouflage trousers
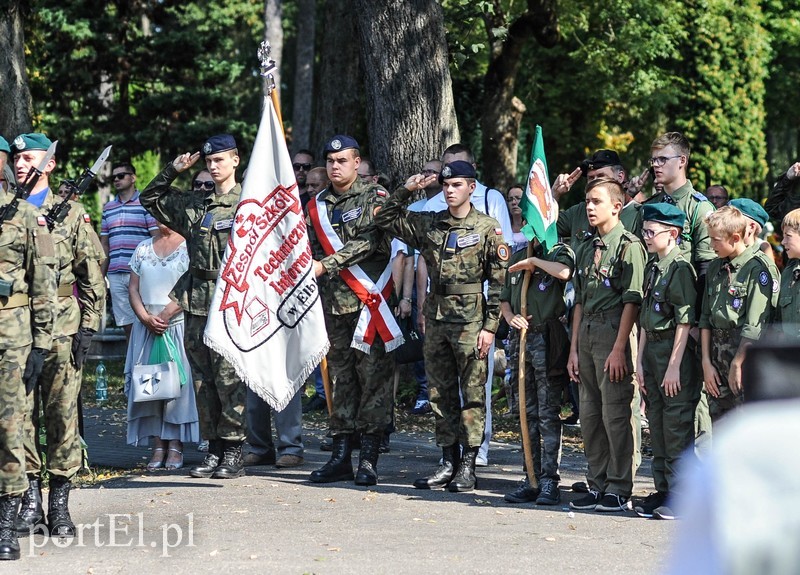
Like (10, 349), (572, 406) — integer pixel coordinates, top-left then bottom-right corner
(508, 329), (563, 481)
(0, 345), (31, 495)
(708, 335), (744, 421)
(641, 337), (700, 494)
(184, 314), (246, 442)
(23, 335), (82, 480)
(325, 311), (394, 436)
(424, 320), (486, 448)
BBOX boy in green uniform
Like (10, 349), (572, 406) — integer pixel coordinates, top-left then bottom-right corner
(700, 206), (775, 419)
(501, 240), (574, 505)
(632, 203), (700, 520)
(777, 208), (800, 341)
(567, 177), (646, 512)
(375, 161), (508, 492)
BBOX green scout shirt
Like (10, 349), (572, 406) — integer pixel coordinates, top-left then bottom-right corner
(0, 190), (57, 350)
(745, 242), (780, 311)
(764, 174), (800, 223)
(775, 259), (800, 341)
(500, 242), (574, 326)
(699, 249), (775, 340)
(375, 185), (508, 333)
(33, 191), (106, 335)
(639, 247), (697, 333)
(557, 200), (641, 250)
(306, 178), (392, 316)
(574, 222), (646, 314)
(642, 181), (716, 266)
(141, 164), (240, 317)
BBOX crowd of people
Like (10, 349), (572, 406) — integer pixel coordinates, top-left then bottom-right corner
(0, 125), (798, 563)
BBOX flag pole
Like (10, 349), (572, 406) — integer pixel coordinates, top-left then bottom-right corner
(518, 242), (538, 490)
(259, 40), (332, 416)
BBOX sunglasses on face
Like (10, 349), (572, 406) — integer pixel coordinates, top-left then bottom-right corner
(112, 172), (132, 181)
(293, 163), (312, 171)
(193, 181), (215, 191)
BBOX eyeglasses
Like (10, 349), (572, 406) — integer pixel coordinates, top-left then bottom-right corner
(641, 228), (672, 239)
(193, 181), (215, 192)
(293, 163), (312, 171)
(421, 169), (438, 176)
(649, 155), (682, 167)
(112, 172), (132, 180)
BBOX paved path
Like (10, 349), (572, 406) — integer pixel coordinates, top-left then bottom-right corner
(10, 408), (673, 574)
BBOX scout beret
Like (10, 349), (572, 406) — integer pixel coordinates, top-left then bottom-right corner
(438, 160), (476, 184)
(728, 198), (768, 228)
(11, 133), (53, 153)
(642, 202), (686, 229)
(0, 136), (9, 154)
(323, 135), (359, 157)
(202, 134), (237, 157)
(580, 149), (622, 176)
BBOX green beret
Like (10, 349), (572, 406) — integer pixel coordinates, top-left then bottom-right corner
(642, 203), (685, 229)
(12, 133), (53, 153)
(0, 136), (9, 154)
(728, 198), (768, 228)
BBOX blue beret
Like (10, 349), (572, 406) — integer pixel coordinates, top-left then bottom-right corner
(202, 134), (237, 157)
(642, 202), (685, 229)
(728, 198), (768, 227)
(323, 135), (359, 157)
(438, 160), (476, 184)
(0, 136), (9, 154)
(11, 133), (53, 153)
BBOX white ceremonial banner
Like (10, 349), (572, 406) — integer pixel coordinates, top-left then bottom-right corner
(204, 96), (329, 411)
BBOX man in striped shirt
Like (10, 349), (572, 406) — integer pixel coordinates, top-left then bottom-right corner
(100, 162), (159, 338)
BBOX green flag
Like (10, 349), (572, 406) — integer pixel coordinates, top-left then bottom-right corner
(520, 125), (559, 251)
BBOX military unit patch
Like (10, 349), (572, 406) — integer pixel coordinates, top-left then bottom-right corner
(456, 233), (480, 248)
(496, 244), (509, 261)
(759, 271), (769, 286)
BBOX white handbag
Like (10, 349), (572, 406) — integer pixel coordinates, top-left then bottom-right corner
(131, 343), (181, 403)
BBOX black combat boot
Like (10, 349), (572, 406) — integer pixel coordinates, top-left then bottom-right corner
(47, 477), (75, 538)
(413, 444), (460, 489)
(0, 495), (21, 561)
(189, 439), (222, 478)
(212, 441), (246, 479)
(309, 434), (354, 483)
(448, 446), (479, 492)
(354, 434), (381, 486)
(15, 477), (44, 536)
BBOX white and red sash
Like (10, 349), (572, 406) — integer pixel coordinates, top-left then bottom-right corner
(307, 193), (404, 353)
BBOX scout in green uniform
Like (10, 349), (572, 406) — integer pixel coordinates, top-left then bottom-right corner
(375, 161), (508, 492)
(567, 177), (646, 513)
(764, 161), (800, 223)
(700, 206), (775, 420)
(306, 135), (397, 487)
(141, 134), (248, 480)
(728, 198), (780, 311)
(632, 203), (700, 521)
(12, 133), (106, 539)
(501, 241), (574, 505)
(777, 208), (800, 341)
(0, 135), (57, 561)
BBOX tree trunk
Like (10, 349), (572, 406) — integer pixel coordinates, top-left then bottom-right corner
(353, 0), (460, 187)
(0, 1), (32, 137)
(291, 0), (315, 153)
(264, 0), (283, 105)
(311, 0), (365, 158)
(481, 0), (559, 190)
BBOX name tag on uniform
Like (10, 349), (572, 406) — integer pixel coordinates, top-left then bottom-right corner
(457, 233), (480, 248)
(341, 207), (362, 223)
(214, 219), (233, 230)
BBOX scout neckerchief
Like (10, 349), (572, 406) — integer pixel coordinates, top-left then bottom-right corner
(307, 192), (404, 353)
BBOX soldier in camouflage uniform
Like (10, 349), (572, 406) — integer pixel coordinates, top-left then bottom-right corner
(140, 134), (248, 480)
(777, 208), (800, 342)
(375, 161), (509, 492)
(632, 204), (700, 521)
(0, 134), (57, 561)
(306, 135), (397, 487)
(500, 239), (574, 506)
(10, 133), (105, 540)
(700, 206), (775, 420)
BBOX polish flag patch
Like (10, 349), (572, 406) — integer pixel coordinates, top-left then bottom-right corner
(495, 228), (503, 235)
(83, 214), (91, 223)
(37, 216), (47, 227)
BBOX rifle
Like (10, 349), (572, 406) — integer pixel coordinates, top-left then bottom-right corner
(45, 145), (112, 231)
(0, 141), (58, 230)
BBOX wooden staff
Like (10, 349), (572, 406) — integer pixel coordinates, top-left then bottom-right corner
(518, 241), (538, 489)
(320, 357), (333, 416)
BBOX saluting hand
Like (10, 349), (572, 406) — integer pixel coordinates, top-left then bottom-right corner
(404, 173), (438, 192)
(172, 152), (201, 173)
(552, 167), (582, 200)
(624, 168), (651, 198)
(786, 162), (800, 181)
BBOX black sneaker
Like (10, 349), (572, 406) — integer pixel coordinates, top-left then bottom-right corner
(535, 478), (561, 506)
(653, 504), (677, 520)
(504, 479), (539, 504)
(569, 489), (602, 510)
(634, 491), (668, 518)
(596, 493), (631, 512)
(571, 481), (589, 493)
